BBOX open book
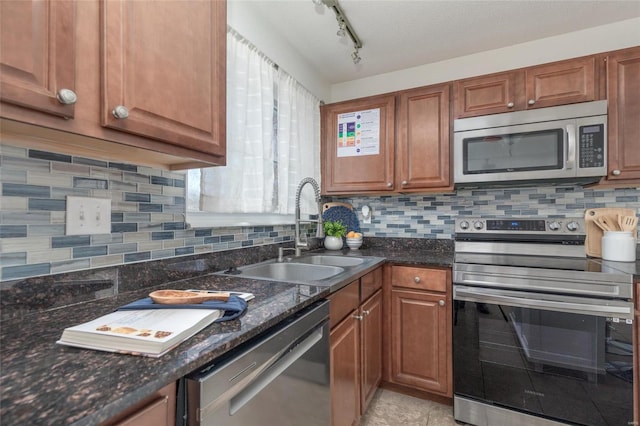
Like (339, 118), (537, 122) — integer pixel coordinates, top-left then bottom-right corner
(57, 308), (222, 357)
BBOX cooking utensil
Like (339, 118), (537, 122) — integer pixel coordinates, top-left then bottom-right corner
(594, 216), (615, 232)
(149, 289), (230, 305)
(619, 215), (638, 232)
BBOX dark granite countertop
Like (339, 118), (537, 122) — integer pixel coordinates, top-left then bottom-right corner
(1, 274), (330, 425)
(1, 240), (454, 426)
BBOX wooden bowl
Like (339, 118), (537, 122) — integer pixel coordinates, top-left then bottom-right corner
(149, 290), (230, 305)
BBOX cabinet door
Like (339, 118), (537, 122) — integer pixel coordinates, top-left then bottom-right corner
(454, 71), (520, 118)
(606, 47), (640, 182)
(390, 289), (450, 395)
(0, 0), (76, 118)
(525, 56), (596, 109)
(101, 0), (226, 157)
(321, 94), (395, 194)
(330, 314), (360, 426)
(360, 289), (382, 414)
(101, 381), (176, 426)
(397, 84), (451, 191)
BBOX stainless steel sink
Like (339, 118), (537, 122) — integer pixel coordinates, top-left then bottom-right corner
(295, 255), (364, 267)
(236, 262), (345, 283)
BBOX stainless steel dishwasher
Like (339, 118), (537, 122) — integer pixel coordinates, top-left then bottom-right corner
(179, 300), (330, 426)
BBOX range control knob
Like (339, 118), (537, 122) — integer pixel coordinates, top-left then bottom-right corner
(566, 221), (580, 232)
(459, 221), (470, 230)
(548, 221), (561, 231)
(473, 221), (484, 230)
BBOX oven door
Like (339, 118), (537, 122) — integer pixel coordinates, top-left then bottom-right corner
(453, 286), (633, 426)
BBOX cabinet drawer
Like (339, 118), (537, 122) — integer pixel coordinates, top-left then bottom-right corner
(391, 266), (448, 292)
(361, 268), (382, 302)
(329, 280), (359, 329)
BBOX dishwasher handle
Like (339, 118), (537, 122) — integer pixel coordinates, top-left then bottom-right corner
(229, 325), (325, 415)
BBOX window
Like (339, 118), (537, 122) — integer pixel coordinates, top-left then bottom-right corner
(187, 29), (321, 227)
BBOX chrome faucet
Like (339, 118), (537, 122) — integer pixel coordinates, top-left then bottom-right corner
(294, 177), (325, 256)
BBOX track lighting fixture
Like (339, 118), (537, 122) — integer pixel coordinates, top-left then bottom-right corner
(351, 48), (361, 64)
(313, 0), (363, 63)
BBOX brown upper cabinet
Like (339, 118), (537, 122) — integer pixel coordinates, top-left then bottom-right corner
(0, 1), (76, 119)
(321, 94), (396, 194)
(454, 56), (599, 118)
(321, 84), (451, 195)
(603, 46), (640, 183)
(0, 0), (226, 170)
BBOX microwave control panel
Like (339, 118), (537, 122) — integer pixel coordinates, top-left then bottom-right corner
(579, 124), (605, 168)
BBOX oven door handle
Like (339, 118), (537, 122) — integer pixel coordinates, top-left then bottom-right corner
(454, 286), (633, 318)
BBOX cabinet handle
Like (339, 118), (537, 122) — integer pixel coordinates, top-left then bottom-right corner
(612, 169), (621, 176)
(528, 99), (536, 105)
(438, 300), (445, 306)
(56, 89), (77, 105)
(507, 102), (514, 108)
(413, 276), (421, 283)
(386, 182), (393, 188)
(352, 314), (363, 320)
(401, 180), (407, 186)
(363, 310), (370, 316)
(112, 105), (130, 119)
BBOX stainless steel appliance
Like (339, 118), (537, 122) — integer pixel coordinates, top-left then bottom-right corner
(453, 101), (607, 187)
(181, 300), (329, 425)
(453, 218), (633, 426)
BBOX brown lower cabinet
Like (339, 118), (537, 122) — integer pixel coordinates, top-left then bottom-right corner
(329, 267), (383, 426)
(100, 381), (176, 426)
(384, 265), (452, 398)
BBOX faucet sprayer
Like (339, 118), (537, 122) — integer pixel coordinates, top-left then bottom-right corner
(294, 177), (324, 255)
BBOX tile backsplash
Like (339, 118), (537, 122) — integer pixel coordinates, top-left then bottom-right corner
(0, 143), (295, 281)
(1, 142), (639, 281)
(343, 186), (640, 239)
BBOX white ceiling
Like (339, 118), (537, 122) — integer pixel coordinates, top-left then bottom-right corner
(243, 0), (640, 84)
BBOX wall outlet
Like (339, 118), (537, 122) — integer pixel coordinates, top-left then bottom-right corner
(66, 196), (111, 235)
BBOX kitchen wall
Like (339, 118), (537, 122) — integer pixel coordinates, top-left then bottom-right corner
(1, 142), (638, 282)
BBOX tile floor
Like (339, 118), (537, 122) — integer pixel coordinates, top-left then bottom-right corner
(360, 388), (457, 426)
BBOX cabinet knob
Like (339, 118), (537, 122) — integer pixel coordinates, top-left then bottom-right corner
(413, 276), (420, 283)
(112, 105), (130, 119)
(363, 310), (370, 316)
(401, 180), (407, 186)
(612, 169), (621, 176)
(528, 99), (536, 105)
(56, 89), (77, 105)
(507, 102), (514, 108)
(438, 300), (445, 306)
(386, 182), (393, 188)
(352, 314), (363, 321)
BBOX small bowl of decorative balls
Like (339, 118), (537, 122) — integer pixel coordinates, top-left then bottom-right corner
(346, 231), (363, 250)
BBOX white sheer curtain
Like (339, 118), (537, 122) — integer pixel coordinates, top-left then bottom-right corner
(275, 70), (321, 215)
(198, 30), (320, 217)
(200, 31), (276, 213)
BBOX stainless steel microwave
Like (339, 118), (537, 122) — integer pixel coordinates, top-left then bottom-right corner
(453, 100), (607, 187)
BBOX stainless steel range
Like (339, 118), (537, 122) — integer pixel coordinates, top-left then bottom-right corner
(452, 217), (634, 426)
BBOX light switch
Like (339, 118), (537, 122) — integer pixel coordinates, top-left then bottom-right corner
(66, 196), (111, 235)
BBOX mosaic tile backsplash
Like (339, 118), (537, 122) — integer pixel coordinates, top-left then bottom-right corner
(1, 142), (639, 281)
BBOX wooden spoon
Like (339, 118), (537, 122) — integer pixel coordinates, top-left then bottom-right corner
(149, 290), (230, 305)
(620, 215), (638, 232)
(603, 215), (619, 231)
(594, 216), (614, 232)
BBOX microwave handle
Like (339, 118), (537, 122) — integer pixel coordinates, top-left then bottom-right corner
(565, 124), (576, 170)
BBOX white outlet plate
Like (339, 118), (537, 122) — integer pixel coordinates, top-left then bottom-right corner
(66, 196), (112, 235)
